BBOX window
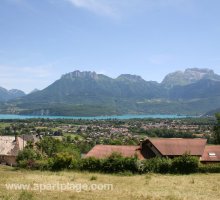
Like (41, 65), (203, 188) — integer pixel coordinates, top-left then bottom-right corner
(208, 152), (216, 157)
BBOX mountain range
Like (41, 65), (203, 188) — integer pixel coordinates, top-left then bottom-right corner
(0, 87), (25, 102)
(0, 68), (220, 116)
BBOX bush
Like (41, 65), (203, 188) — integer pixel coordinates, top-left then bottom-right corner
(141, 157), (171, 174)
(90, 176), (97, 181)
(16, 160), (30, 169)
(157, 158), (172, 174)
(17, 148), (42, 163)
(198, 164), (220, 173)
(80, 154), (138, 173)
(171, 154), (199, 174)
(51, 152), (78, 170)
(17, 148), (43, 169)
(34, 159), (51, 170)
(79, 157), (103, 172)
(102, 153), (138, 173)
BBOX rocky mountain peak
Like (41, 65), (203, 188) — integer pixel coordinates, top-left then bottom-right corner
(162, 68), (220, 88)
(61, 70), (98, 80)
(184, 68), (215, 80)
(117, 74), (144, 82)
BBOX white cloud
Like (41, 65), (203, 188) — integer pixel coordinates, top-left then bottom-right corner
(66, 0), (118, 17)
(65, 0), (194, 18)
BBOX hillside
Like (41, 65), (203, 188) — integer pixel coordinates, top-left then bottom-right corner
(1, 166), (220, 200)
(0, 68), (220, 116)
(169, 79), (220, 100)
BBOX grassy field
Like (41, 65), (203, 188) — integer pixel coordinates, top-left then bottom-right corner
(0, 123), (10, 129)
(0, 165), (220, 200)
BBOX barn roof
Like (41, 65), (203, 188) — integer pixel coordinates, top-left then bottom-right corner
(147, 138), (207, 156)
(85, 145), (143, 159)
(200, 145), (220, 162)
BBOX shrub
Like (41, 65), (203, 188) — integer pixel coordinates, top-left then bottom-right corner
(90, 176), (97, 181)
(141, 157), (171, 174)
(16, 160), (30, 169)
(16, 148), (43, 169)
(51, 152), (77, 170)
(17, 148), (42, 163)
(171, 154), (199, 174)
(80, 154), (138, 173)
(102, 153), (138, 173)
(157, 158), (172, 174)
(34, 159), (51, 170)
(79, 157), (103, 172)
(198, 164), (220, 173)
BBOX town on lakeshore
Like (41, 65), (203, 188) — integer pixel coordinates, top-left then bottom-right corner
(0, 116), (220, 166)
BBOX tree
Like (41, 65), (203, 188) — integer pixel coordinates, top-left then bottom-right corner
(36, 137), (80, 158)
(213, 113), (220, 144)
(36, 137), (62, 156)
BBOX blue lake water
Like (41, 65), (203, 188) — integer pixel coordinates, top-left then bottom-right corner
(0, 114), (194, 120)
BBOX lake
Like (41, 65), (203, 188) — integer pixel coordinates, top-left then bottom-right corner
(0, 114), (193, 120)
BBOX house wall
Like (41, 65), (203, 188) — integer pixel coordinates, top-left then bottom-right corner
(0, 155), (17, 166)
(141, 141), (157, 159)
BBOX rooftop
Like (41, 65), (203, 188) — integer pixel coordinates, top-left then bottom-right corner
(146, 138), (207, 156)
(201, 145), (220, 162)
(85, 145), (143, 159)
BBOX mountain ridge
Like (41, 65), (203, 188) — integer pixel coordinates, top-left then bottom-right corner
(1, 68), (220, 116)
(162, 68), (220, 88)
(0, 87), (25, 102)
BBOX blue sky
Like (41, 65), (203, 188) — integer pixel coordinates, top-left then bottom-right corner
(1, 0), (220, 93)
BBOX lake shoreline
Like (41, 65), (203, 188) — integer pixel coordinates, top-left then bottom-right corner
(0, 114), (195, 120)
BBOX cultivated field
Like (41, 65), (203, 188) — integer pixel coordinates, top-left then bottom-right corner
(0, 165), (220, 200)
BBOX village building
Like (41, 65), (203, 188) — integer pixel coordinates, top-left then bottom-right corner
(0, 136), (27, 166)
(85, 138), (220, 163)
(85, 145), (144, 159)
(200, 145), (220, 163)
(22, 134), (41, 144)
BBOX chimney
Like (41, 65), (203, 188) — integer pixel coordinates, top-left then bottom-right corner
(139, 140), (143, 149)
(15, 134), (19, 145)
(12, 134), (20, 155)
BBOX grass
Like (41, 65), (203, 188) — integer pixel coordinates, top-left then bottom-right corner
(0, 165), (220, 200)
(0, 122), (10, 129)
(63, 133), (83, 140)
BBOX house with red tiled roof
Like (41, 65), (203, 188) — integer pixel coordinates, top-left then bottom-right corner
(85, 138), (220, 163)
(140, 138), (207, 159)
(200, 145), (220, 163)
(84, 145), (144, 160)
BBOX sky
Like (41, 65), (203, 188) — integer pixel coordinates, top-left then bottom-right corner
(1, 0), (220, 93)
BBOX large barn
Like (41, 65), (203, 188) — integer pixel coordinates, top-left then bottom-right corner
(85, 138), (220, 163)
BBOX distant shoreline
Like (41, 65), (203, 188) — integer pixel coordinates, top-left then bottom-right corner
(0, 114), (194, 120)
